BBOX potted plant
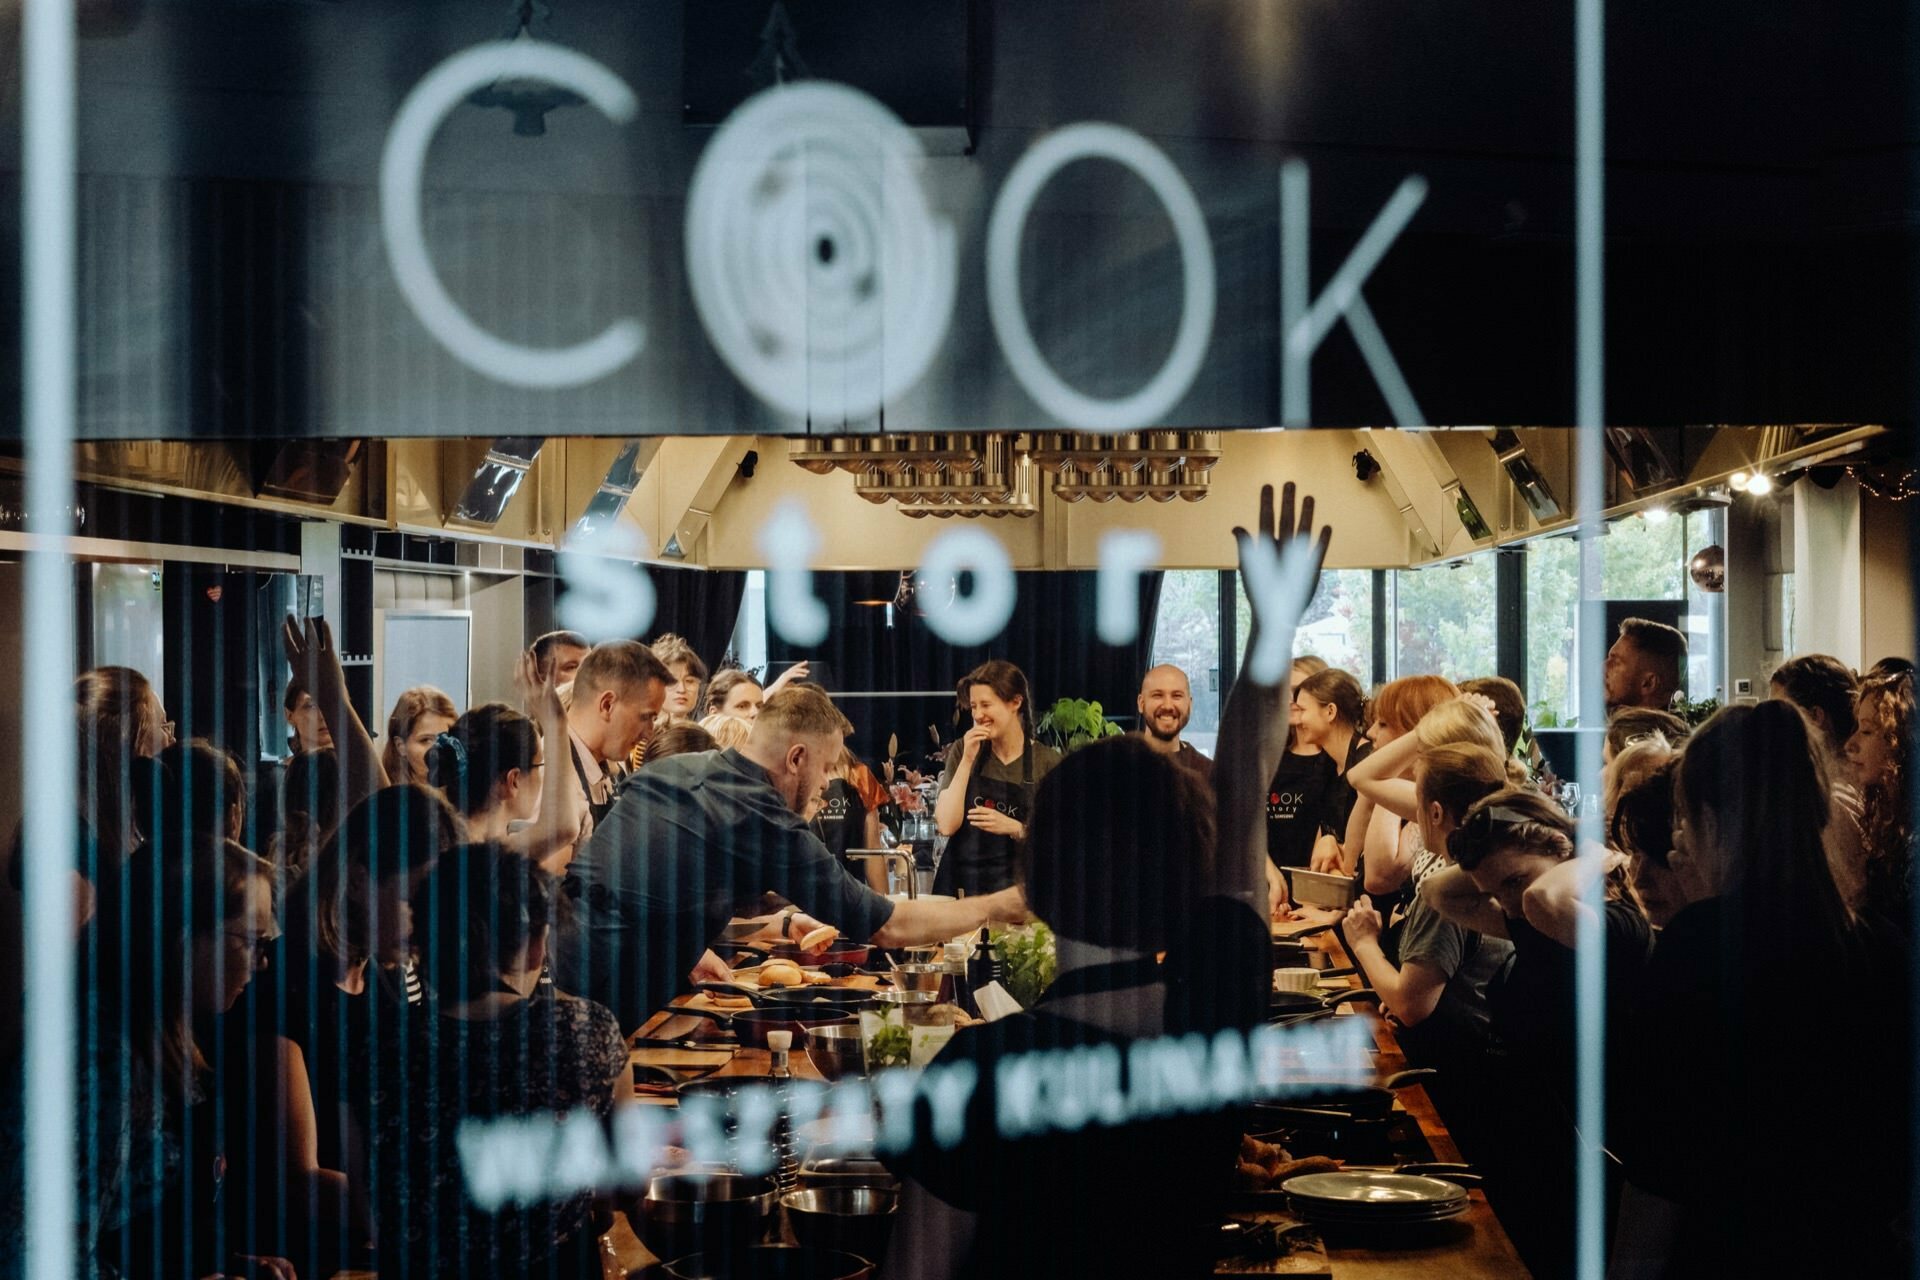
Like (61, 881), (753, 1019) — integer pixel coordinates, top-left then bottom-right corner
(1034, 697), (1124, 753)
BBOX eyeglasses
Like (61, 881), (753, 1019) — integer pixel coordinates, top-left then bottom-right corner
(224, 930), (281, 960)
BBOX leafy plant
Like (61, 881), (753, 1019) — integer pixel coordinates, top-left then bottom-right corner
(989, 922), (1057, 1008)
(1529, 700), (1575, 730)
(1673, 694), (1720, 727)
(1034, 698), (1124, 753)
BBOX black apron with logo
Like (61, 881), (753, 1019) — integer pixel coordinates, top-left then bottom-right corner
(1263, 749), (1331, 869)
(809, 776), (866, 865)
(934, 743), (1035, 897)
(570, 740), (615, 830)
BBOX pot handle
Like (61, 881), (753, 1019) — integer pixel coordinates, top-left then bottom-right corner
(1324, 989), (1381, 1008)
(1380, 1067), (1439, 1090)
(693, 983), (771, 1004)
(1313, 966), (1360, 980)
(662, 1006), (734, 1026)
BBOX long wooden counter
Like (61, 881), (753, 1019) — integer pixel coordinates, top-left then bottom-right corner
(604, 928), (1531, 1278)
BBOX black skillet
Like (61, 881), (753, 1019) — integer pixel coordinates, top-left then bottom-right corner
(695, 982), (887, 1013)
(666, 1002), (860, 1049)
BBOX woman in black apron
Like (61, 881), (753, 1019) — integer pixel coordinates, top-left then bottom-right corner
(932, 660), (1062, 897)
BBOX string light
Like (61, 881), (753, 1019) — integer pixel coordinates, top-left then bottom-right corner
(1848, 465), (1920, 502)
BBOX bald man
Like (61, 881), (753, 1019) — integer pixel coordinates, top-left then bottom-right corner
(1137, 664), (1213, 785)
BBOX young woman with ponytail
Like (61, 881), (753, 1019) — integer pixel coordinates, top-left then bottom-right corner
(932, 660), (1062, 896)
(424, 652), (584, 873)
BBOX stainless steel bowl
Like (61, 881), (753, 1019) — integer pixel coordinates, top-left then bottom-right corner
(869, 988), (938, 1008)
(805, 1022), (868, 1080)
(889, 962), (946, 994)
(782, 1187), (898, 1262)
(637, 1172), (777, 1264)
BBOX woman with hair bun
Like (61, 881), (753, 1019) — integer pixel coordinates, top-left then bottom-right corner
(932, 660), (1062, 897)
(424, 652), (583, 872)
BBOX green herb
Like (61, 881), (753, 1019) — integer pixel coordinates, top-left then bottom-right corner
(868, 1022), (913, 1069)
(1034, 699), (1124, 753)
(989, 922), (1057, 1008)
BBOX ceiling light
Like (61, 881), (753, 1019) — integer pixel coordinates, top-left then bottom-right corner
(1730, 470), (1752, 493)
(1745, 472), (1774, 496)
(1642, 506), (1671, 524)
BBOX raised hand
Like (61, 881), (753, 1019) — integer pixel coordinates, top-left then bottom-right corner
(765, 659), (811, 697)
(515, 648), (565, 728)
(280, 613), (345, 696)
(1233, 482), (1334, 688)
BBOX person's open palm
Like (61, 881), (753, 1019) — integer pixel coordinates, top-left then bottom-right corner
(1233, 482), (1333, 689)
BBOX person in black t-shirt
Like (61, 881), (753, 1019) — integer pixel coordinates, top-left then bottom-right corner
(1290, 667), (1370, 874)
(1423, 787), (1652, 1280)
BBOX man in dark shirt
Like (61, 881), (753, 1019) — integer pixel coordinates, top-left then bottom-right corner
(556, 686), (1028, 1032)
(1601, 616), (1687, 712)
(1135, 664), (1212, 785)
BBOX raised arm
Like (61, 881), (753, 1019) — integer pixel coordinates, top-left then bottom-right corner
(1520, 847), (1627, 948)
(502, 650), (588, 873)
(764, 660), (811, 698)
(1345, 730), (1423, 820)
(1215, 483), (1334, 913)
(1418, 864), (1510, 939)
(282, 614), (389, 807)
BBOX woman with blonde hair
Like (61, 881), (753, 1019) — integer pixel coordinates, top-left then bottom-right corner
(1338, 675), (1459, 891)
(700, 712), (753, 750)
(382, 685), (457, 785)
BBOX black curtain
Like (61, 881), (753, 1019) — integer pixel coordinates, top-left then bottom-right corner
(768, 570), (1164, 764)
(641, 566), (750, 669)
(162, 564), (273, 847)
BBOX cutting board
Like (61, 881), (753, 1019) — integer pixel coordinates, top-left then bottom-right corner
(1215, 1210), (1332, 1276)
(628, 1044), (735, 1070)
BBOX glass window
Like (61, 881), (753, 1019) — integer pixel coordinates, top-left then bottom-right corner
(729, 569), (768, 675)
(1526, 537), (1582, 727)
(1602, 511), (1686, 598)
(1393, 553), (1496, 684)
(1233, 569), (1375, 689)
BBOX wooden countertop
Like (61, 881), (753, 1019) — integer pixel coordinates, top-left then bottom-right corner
(605, 927), (1530, 1279)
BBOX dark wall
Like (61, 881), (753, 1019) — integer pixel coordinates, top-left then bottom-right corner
(0, 0), (1909, 438)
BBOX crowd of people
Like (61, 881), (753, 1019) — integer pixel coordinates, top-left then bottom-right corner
(3, 480), (1916, 1279)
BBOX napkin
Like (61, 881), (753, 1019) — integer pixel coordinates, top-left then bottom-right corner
(973, 981), (1023, 1022)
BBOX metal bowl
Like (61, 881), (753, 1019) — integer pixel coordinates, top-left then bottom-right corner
(805, 1023), (868, 1081)
(889, 962), (947, 994)
(636, 1172), (777, 1264)
(782, 1187), (898, 1262)
(663, 1245), (875, 1280)
(869, 988), (938, 1009)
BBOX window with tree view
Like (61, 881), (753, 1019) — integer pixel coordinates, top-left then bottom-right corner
(1393, 553), (1496, 683)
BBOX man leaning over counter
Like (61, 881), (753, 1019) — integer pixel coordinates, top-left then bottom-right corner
(556, 685), (1027, 1032)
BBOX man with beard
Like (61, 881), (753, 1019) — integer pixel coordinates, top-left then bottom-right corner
(1136, 664), (1212, 785)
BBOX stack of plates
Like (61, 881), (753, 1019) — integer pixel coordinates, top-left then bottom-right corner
(1280, 1171), (1469, 1226)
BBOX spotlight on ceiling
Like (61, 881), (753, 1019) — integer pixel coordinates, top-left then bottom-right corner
(1730, 471), (1752, 492)
(1642, 506), (1671, 524)
(1745, 472), (1774, 496)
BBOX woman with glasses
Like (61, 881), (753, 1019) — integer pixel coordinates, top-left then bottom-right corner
(1423, 788), (1653, 1279)
(425, 653), (583, 867)
(2, 834), (285, 1280)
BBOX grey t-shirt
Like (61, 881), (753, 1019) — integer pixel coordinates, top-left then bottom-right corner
(555, 748), (897, 1033)
(1395, 893), (1513, 1045)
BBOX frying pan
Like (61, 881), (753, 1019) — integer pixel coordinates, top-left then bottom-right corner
(1252, 1069), (1438, 1122)
(668, 1003), (860, 1049)
(696, 983), (888, 1014)
(1268, 984), (1376, 1018)
(732, 940), (876, 968)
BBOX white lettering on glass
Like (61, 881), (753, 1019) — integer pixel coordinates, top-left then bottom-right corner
(557, 524), (656, 640)
(381, 42), (645, 388)
(685, 82), (957, 424)
(760, 500), (831, 646)
(1280, 161), (1429, 427)
(918, 527), (1017, 646)
(1095, 529), (1162, 645)
(987, 123), (1216, 430)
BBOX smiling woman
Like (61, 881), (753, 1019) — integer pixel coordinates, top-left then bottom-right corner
(932, 661), (1063, 898)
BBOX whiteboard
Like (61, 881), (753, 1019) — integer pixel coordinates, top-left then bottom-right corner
(375, 610), (473, 723)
